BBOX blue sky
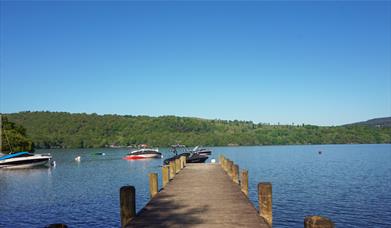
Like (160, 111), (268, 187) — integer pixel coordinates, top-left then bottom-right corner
(1, 1), (390, 126)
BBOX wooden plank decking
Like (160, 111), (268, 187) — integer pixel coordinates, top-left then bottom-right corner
(127, 163), (269, 228)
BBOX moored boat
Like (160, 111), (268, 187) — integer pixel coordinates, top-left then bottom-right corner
(0, 152), (52, 169)
(123, 148), (162, 160)
(163, 152), (209, 165)
(187, 152), (209, 163)
(163, 145), (209, 165)
(191, 146), (212, 156)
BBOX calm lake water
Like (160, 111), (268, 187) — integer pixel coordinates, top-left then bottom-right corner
(0, 144), (390, 227)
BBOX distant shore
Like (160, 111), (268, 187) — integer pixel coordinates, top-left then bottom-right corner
(3, 111), (391, 151)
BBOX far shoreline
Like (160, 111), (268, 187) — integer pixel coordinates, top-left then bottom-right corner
(34, 143), (391, 151)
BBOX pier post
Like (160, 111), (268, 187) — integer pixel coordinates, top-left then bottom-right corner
(180, 156), (185, 169)
(120, 186), (136, 228)
(228, 160), (233, 177)
(232, 164), (239, 184)
(175, 159), (181, 173)
(226, 160), (230, 174)
(169, 160), (176, 179)
(149, 173), (158, 198)
(258, 182), (272, 227)
(304, 216), (335, 228)
(162, 165), (169, 187)
(46, 224), (68, 228)
(183, 155), (187, 166)
(241, 169), (249, 197)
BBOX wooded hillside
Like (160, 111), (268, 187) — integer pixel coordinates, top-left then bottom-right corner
(3, 111), (391, 149)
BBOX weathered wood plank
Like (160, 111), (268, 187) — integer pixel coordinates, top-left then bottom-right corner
(126, 164), (269, 227)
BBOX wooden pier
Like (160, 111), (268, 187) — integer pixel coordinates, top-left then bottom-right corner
(118, 155), (334, 228)
(47, 155), (335, 228)
(127, 163), (269, 227)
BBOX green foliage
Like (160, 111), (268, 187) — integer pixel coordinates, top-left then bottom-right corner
(1, 116), (34, 154)
(3, 111), (391, 149)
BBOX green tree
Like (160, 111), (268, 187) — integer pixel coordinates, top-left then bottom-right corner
(2, 111), (391, 149)
(1, 116), (34, 154)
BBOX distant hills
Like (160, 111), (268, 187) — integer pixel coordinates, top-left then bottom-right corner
(345, 117), (391, 128)
(1, 111), (391, 150)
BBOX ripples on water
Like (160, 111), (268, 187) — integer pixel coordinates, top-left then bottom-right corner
(0, 144), (390, 227)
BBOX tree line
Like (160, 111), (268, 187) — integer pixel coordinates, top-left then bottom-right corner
(1, 116), (34, 153)
(1, 111), (391, 151)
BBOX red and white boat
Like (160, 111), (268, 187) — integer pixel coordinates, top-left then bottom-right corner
(123, 148), (162, 160)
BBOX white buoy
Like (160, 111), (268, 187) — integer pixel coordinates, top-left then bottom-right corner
(75, 156), (81, 162)
(51, 160), (56, 167)
(211, 159), (216, 163)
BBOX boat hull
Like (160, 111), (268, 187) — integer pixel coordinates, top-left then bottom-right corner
(123, 154), (162, 160)
(124, 148), (161, 160)
(0, 158), (50, 169)
(187, 155), (208, 163)
(197, 151), (212, 156)
(163, 152), (208, 165)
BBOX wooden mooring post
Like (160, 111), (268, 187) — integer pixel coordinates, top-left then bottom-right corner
(175, 159), (181, 174)
(180, 156), (185, 169)
(169, 160), (176, 179)
(120, 186), (136, 228)
(149, 173), (158, 198)
(258, 182), (272, 227)
(232, 164), (239, 184)
(228, 160), (233, 177)
(241, 169), (249, 196)
(304, 216), (335, 228)
(162, 165), (169, 187)
(46, 224), (68, 228)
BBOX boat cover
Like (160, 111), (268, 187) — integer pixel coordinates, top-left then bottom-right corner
(0, 152), (30, 161)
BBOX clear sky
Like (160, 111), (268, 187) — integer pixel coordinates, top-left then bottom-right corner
(1, 1), (390, 126)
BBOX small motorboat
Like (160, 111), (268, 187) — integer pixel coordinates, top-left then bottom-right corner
(191, 146), (212, 156)
(187, 152), (209, 163)
(0, 151), (52, 169)
(123, 148), (162, 160)
(163, 145), (209, 165)
(163, 152), (208, 165)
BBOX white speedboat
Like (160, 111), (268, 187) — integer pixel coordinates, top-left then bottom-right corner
(123, 148), (162, 160)
(0, 152), (52, 169)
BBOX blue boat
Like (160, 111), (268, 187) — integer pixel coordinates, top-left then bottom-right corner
(0, 152), (52, 169)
